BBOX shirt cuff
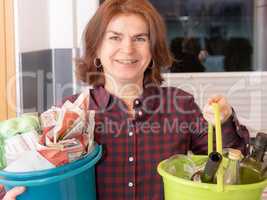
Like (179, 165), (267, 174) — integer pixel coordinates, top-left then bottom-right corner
(0, 185), (5, 200)
(223, 108), (250, 154)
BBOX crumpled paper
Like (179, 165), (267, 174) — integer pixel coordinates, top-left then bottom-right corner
(39, 90), (95, 166)
(1, 90), (95, 172)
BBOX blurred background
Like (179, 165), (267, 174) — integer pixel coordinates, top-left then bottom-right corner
(1, 0), (267, 136)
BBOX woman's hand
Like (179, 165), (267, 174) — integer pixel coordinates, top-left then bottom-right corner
(3, 187), (25, 200)
(203, 95), (232, 124)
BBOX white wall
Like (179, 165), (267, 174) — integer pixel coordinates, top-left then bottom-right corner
(49, 0), (99, 49)
(49, 0), (74, 49)
(15, 0), (99, 52)
(75, 0), (99, 47)
(163, 72), (267, 137)
(16, 0), (50, 52)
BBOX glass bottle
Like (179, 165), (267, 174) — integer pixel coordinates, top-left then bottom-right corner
(224, 148), (242, 184)
(240, 132), (267, 184)
(200, 151), (222, 183)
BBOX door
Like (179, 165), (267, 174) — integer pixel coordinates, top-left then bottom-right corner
(0, 0), (17, 120)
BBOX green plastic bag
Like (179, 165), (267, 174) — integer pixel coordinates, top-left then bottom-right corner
(0, 115), (40, 140)
(0, 115), (40, 169)
(0, 136), (6, 169)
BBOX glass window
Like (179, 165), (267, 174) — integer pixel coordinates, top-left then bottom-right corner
(99, 0), (265, 72)
(150, 0), (255, 72)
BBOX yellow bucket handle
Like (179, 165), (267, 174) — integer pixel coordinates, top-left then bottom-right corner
(208, 103), (224, 192)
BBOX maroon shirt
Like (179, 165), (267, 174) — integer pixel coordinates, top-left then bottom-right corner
(85, 85), (249, 200)
(0, 84), (249, 200)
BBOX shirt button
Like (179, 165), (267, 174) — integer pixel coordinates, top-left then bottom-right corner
(137, 110), (143, 116)
(129, 156), (134, 162)
(128, 182), (134, 187)
(134, 99), (141, 106)
(129, 131), (133, 136)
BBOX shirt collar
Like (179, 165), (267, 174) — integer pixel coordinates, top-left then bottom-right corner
(89, 84), (161, 112)
(89, 85), (110, 110)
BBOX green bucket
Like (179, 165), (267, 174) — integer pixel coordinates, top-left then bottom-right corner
(157, 103), (267, 200)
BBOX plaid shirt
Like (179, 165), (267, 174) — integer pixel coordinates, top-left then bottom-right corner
(83, 85), (249, 200)
(27, 84), (245, 200)
(0, 85), (250, 200)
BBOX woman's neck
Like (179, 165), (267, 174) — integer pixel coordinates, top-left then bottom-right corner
(104, 79), (143, 114)
(104, 79), (143, 100)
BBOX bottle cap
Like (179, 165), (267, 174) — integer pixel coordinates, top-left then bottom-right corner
(228, 148), (242, 160)
(209, 151), (222, 162)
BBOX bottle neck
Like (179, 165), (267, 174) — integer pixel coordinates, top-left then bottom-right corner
(227, 154), (241, 172)
(251, 148), (265, 163)
(228, 158), (239, 166)
(224, 158), (240, 184)
(201, 152), (222, 183)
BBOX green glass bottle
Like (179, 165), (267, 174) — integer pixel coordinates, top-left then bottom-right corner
(240, 132), (267, 184)
(200, 151), (222, 183)
(224, 149), (242, 184)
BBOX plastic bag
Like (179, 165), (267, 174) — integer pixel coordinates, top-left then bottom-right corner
(164, 153), (206, 180)
(0, 136), (6, 169)
(0, 115), (40, 140)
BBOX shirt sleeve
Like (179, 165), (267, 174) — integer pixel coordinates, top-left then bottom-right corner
(0, 185), (5, 199)
(187, 96), (250, 156)
(56, 94), (80, 107)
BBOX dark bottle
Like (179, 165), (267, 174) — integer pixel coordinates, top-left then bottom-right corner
(240, 132), (267, 184)
(200, 151), (223, 183)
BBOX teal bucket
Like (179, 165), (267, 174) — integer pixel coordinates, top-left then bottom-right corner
(0, 145), (102, 200)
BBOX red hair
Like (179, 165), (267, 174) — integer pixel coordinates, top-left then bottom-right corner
(76, 0), (173, 86)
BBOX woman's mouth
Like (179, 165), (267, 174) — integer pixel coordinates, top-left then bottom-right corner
(115, 59), (138, 65)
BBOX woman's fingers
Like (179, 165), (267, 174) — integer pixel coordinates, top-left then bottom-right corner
(207, 95), (224, 105)
(3, 187), (26, 200)
(205, 95), (232, 124)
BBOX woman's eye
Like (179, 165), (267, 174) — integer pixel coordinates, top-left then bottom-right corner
(109, 36), (120, 41)
(134, 37), (146, 42)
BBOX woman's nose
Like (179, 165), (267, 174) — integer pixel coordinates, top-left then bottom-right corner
(121, 39), (134, 53)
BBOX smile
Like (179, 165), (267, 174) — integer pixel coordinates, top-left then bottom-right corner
(115, 59), (138, 64)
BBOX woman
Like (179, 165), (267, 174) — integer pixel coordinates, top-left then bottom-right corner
(3, 0), (249, 199)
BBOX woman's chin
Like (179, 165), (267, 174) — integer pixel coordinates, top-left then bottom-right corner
(114, 74), (141, 84)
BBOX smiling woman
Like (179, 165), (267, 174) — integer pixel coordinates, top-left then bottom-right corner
(76, 0), (173, 87)
(2, 1), (251, 200)
(98, 14), (152, 90)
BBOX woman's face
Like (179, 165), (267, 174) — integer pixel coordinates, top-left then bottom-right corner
(97, 14), (152, 85)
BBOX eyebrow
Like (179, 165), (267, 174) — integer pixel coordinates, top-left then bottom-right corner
(106, 30), (149, 37)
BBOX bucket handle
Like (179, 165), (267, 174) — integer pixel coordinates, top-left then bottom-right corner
(0, 145), (102, 187)
(208, 103), (224, 192)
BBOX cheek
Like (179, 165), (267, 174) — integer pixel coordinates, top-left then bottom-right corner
(142, 45), (152, 59)
(143, 51), (152, 64)
(100, 52), (114, 67)
(99, 42), (115, 58)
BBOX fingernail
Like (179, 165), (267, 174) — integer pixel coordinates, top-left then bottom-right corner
(18, 186), (26, 191)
